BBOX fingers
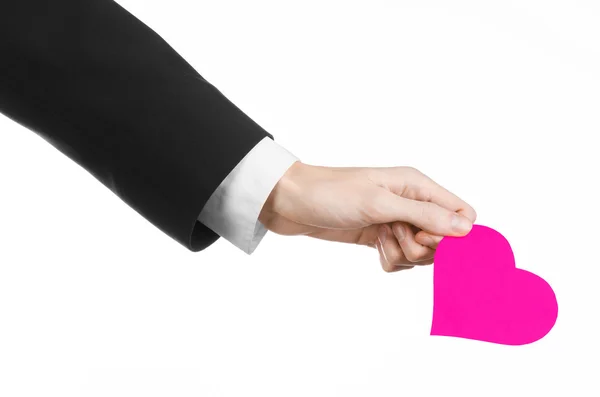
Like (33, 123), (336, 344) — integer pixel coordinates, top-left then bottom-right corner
(412, 207), (476, 248)
(375, 192), (473, 237)
(391, 222), (435, 262)
(376, 224), (434, 273)
(404, 168), (477, 223)
(414, 230), (444, 249)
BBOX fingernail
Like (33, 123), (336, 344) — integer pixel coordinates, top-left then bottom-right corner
(451, 214), (472, 234)
(378, 225), (387, 246)
(394, 224), (405, 242)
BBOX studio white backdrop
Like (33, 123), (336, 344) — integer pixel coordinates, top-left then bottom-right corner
(1, 1), (598, 396)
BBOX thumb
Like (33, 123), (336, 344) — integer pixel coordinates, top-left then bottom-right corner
(370, 191), (473, 236)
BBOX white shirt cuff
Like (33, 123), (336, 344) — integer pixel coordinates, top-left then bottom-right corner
(197, 136), (300, 255)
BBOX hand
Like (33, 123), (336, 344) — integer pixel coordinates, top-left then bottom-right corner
(258, 161), (477, 272)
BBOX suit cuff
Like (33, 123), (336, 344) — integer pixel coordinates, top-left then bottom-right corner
(198, 136), (300, 254)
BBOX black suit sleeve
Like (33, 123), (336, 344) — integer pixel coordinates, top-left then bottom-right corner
(0, 0), (274, 252)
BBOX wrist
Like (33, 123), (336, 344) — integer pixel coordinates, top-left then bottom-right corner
(259, 160), (307, 226)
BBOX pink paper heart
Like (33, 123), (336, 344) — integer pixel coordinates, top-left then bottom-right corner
(431, 224), (558, 345)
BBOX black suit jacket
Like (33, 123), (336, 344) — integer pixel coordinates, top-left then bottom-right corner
(0, 0), (274, 251)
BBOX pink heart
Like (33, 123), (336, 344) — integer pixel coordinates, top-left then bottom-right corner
(431, 224), (558, 345)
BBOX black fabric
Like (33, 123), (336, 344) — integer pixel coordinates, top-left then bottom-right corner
(0, 0), (274, 251)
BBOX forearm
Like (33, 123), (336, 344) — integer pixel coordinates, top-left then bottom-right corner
(0, 0), (273, 251)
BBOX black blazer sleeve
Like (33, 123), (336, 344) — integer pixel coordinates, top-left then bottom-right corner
(0, 0), (274, 252)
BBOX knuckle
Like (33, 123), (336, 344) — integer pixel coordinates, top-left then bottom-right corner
(391, 222), (404, 238)
(395, 165), (420, 177)
(407, 166), (422, 175)
(387, 251), (404, 267)
(381, 260), (395, 273)
(404, 248), (421, 263)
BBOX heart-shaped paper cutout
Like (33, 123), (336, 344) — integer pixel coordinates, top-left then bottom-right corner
(431, 224), (558, 345)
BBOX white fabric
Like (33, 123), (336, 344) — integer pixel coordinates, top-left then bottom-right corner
(197, 137), (300, 254)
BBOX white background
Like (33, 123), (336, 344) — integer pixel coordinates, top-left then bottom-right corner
(1, 0), (598, 396)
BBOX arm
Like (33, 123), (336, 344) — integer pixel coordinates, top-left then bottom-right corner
(198, 137), (300, 255)
(0, 0), (272, 251)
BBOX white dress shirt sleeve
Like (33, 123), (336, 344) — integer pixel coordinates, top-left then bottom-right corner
(197, 136), (300, 255)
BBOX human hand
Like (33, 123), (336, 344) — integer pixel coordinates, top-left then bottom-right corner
(258, 161), (477, 272)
